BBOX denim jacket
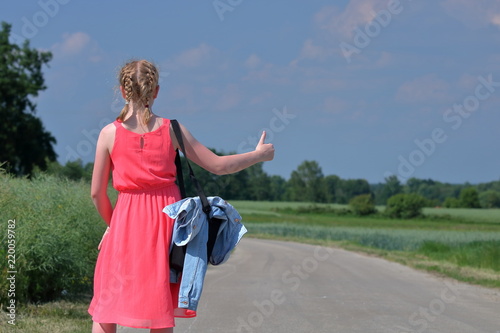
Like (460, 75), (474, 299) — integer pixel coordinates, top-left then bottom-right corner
(163, 196), (247, 312)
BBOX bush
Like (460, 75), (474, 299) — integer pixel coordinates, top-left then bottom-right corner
(443, 197), (461, 208)
(0, 172), (106, 304)
(349, 194), (376, 216)
(459, 187), (480, 208)
(479, 190), (500, 208)
(385, 193), (426, 219)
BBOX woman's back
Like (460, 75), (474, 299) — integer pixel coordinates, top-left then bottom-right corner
(111, 118), (177, 192)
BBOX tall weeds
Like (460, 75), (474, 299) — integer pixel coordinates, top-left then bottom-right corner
(0, 173), (107, 304)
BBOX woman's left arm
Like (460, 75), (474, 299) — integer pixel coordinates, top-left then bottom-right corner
(90, 124), (115, 226)
(171, 122), (274, 175)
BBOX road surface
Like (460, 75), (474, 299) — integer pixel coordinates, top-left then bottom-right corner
(119, 238), (500, 333)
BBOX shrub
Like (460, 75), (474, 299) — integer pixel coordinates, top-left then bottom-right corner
(479, 190), (500, 208)
(385, 193), (426, 219)
(0, 172), (106, 304)
(443, 197), (461, 208)
(349, 194), (376, 216)
(459, 187), (480, 208)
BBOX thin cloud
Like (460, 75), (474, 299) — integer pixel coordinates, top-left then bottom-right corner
(244, 54), (261, 69)
(215, 84), (241, 111)
(396, 74), (453, 105)
(297, 38), (334, 61)
(51, 32), (103, 62)
(293, 1), (390, 64)
(322, 96), (348, 115)
(173, 43), (215, 68)
(441, 0), (500, 29)
(52, 32), (90, 57)
(315, 1), (389, 39)
(492, 14), (500, 27)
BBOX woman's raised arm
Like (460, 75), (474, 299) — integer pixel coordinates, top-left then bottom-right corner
(170, 122), (275, 176)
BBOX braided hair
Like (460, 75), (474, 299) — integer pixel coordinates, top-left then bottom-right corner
(117, 60), (159, 125)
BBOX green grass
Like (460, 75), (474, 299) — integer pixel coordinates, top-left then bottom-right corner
(242, 223), (500, 251)
(234, 200), (500, 224)
(419, 240), (500, 271)
(424, 207), (500, 223)
(0, 301), (92, 332)
(233, 201), (500, 231)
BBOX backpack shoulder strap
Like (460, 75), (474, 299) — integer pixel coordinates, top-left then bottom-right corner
(170, 119), (210, 213)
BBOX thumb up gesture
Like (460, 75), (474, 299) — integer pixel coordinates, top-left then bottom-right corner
(255, 131), (275, 162)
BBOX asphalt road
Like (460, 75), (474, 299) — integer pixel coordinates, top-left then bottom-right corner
(119, 238), (500, 333)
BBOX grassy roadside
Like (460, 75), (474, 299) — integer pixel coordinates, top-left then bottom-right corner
(0, 301), (91, 332)
(231, 200), (500, 290)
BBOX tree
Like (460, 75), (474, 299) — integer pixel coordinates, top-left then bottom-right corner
(379, 175), (403, 204)
(459, 187), (480, 208)
(246, 162), (271, 201)
(178, 148), (249, 200)
(267, 175), (287, 201)
(479, 190), (500, 208)
(443, 197), (461, 208)
(286, 160), (325, 203)
(337, 178), (371, 204)
(324, 174), (341, 203)
(0, 22), (56, 177)
(404, 178), (463, 204)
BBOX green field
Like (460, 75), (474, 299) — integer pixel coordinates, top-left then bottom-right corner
(424, 206), (500, 223)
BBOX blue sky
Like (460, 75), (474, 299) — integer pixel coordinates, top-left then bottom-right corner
(2, 0), (500, 184)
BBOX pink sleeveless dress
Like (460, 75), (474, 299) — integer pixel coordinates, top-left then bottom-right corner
(88, 118), (183, 329)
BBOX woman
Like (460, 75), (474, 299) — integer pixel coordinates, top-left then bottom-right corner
(88, 60), (274, 333)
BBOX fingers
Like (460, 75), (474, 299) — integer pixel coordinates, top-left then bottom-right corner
(256, 131), (275, 161)
(98, 227), (110, 250)
(258, 131), (267, 145)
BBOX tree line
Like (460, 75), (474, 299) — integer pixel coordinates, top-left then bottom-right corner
(40, 158), (500, 209)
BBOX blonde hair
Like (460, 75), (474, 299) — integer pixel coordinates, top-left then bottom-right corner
(117, 60), (159, 125)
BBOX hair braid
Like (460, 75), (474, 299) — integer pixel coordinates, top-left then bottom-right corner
(116, 60), (159, 125)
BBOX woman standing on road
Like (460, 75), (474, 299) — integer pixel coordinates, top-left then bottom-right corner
(88, 59), (274, 333)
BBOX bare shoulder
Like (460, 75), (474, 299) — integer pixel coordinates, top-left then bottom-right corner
(169, 120), (193, 149)
(101, 122), (117, 136)
(97, 122), (117, 152)
(169, 119), (180, 150)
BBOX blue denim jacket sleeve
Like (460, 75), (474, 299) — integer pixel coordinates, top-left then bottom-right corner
(163, 196), (246, 311)
(209, 197), (247, 265)
(163, 197), (204, 246)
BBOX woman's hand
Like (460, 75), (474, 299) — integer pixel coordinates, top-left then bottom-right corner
(255, 131), (275, 162)
(98, 227), (110, 250)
